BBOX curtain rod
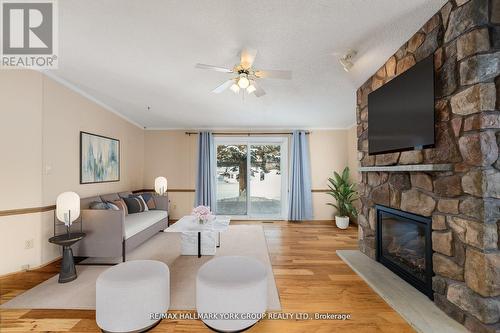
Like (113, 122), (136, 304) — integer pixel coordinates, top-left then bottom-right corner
(185, 131), (310, 136)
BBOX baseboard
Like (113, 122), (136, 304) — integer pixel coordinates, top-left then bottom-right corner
(0, 256), (62, 278)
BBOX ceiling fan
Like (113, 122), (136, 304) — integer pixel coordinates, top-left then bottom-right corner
(195, 48), (292, 97)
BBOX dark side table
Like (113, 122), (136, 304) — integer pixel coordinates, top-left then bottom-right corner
(48, 232), (86, 283)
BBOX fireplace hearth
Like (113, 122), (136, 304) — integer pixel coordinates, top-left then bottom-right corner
(376, 205), (433, 299)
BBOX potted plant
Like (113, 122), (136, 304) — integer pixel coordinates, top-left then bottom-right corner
(327, 167), (358, 229)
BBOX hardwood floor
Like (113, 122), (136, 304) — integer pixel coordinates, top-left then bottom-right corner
(0, 221), (415, 332)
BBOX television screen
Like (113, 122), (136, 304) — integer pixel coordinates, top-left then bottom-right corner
(368, 56), (435, 155)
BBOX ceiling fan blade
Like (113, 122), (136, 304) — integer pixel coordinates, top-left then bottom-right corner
(252, 81), (266, 97)
(240, 48), (257, 69)
(195, 63), (233, 73)
(255, 69), (292, 80)
(212, 80), (234, 94)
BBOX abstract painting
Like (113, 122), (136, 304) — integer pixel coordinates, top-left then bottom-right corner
(80, 132), (120, 184)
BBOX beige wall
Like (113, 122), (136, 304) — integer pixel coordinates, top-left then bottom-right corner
(0, 70), (144, 275)
(41, 75), (144, 203)
(143, 129), (357, 220)
(0, 70), (43, 211)
(309, 130), (352, 220)
(143, 131), (197, 219)
(0, 70), (44, 274)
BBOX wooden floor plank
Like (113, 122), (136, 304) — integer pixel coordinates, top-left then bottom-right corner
(0, 221), (414, 332)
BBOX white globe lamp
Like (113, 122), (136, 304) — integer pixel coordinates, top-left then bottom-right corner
(155, 177), (168, 196)
(56, 192), (81, 233)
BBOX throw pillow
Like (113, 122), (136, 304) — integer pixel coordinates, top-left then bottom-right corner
(140, 192), (156, 210)
(123, 197), (144, 214)
(112, 199), (129, 215)
(132, 195), (149, 212)
(106, 202), (120, 211)
(89, 201), (109, 210)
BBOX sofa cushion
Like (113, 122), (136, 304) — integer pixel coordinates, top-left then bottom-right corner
(124, 210), (168, 239)
(100, 193), (120, 202)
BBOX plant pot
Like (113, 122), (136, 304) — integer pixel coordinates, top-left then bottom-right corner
(335, 216), (350, 229)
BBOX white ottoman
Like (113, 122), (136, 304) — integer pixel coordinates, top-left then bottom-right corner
(96, 260), (169, 333)
(196, 256), (267, 332)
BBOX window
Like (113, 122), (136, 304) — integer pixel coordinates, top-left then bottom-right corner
(214, 137), (287, 219)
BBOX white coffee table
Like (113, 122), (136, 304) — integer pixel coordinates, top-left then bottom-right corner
(165, 215), (230, 258)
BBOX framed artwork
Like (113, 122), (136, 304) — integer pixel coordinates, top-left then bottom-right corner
(80, 131), (120, 184)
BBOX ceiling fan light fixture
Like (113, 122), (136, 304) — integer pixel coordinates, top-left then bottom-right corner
(195, 48), (290, 97)
(237, 76), (250, 89)
(247, 84), (256, 94)
(230, 83), (240, 94)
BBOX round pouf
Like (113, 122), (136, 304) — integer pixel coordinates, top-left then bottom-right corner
(196, 256), (267, 332)
(96, 260), (169, 333)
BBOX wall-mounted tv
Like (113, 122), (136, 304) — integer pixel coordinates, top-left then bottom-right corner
(368, 56), (435, 155)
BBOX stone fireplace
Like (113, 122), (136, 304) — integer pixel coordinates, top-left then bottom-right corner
(376, 205), (433, 299)
(356, 1), (500, 332)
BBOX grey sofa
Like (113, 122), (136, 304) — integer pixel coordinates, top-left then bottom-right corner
(74, 191), (168, 261)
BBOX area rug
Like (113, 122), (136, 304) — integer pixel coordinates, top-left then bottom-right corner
(2, 225), (281, 311)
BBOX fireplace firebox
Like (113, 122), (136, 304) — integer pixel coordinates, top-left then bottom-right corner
(376, 205), (433, 299)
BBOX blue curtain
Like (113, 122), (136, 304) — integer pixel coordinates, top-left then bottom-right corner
(195, 132), (216, 208)
(288, 131), (313, 221)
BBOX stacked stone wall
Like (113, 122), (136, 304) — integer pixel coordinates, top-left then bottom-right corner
(356, 1), (500, 331)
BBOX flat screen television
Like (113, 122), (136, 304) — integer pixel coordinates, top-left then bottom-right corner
(368, 56), (435, 155)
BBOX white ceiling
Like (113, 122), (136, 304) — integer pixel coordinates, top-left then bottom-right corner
(50, 0), (446, 129)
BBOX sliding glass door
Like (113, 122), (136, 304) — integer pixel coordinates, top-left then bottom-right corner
(216, 144), (248, 216)
(215, 137), (287, 219)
